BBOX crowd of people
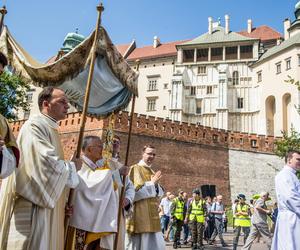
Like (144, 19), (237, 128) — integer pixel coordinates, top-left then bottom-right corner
(0, 50), (299, 250)
(158, 172), (299, 250)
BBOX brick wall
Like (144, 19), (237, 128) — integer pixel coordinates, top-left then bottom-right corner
(10, 111), (280, 204)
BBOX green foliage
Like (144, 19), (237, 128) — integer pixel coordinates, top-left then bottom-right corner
(0, 72), (31, 120)
(275, 128), (300, 158)
(274, 127), (300, 178)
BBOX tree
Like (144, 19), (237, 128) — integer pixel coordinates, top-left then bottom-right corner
(274, 127), (300, 178)
(0, 72), (30, 120)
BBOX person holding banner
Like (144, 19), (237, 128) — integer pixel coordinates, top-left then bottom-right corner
(0, 87), (81, 250)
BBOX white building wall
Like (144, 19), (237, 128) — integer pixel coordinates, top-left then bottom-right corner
(253, 47), (300, 136)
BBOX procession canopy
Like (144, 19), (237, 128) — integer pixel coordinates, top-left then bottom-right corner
(0, 26), (138, 117)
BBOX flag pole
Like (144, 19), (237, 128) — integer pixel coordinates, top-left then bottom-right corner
(64, 2), (104, 242)
(0, 6), (7, 34)
(114, 59), (140, 250)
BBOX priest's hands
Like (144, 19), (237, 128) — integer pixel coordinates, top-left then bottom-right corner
(151, 170), (162, 184)
(0, 136), (4, 152)
(119, 165), (129, 176)
(70, 152), (82, 171)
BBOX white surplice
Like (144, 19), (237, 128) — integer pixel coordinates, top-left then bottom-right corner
(0, 114), (78, 250)
(0, 146), (16, 179)
(272, 165), (300, 250)
(70, 156), (124, 249)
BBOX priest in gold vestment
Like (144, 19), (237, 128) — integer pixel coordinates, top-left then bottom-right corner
(0, 114), (19, 179)
(125, 145), (165, 250)
(0, 87), (81, 250)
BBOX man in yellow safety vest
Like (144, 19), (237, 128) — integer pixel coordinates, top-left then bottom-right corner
(185, 189), (206, 250)
(170, 189), (185, 249)
(233, 194), (251, 250)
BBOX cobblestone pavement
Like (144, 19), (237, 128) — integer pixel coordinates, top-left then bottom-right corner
(165, 228), (269, 250)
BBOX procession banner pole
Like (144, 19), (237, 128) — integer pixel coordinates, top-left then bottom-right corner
(0, 6), (7, 34)
(64, 2), (104, 242)
(113, 59), (140, 250)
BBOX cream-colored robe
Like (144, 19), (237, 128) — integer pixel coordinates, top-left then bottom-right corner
(0, 114), (78, 250)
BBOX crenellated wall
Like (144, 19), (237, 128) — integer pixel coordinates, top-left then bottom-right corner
(9, 111), (282, 203)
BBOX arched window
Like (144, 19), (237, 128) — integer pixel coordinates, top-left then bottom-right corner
(265, 96), (276, 136)
(282, 93), (291, 133)
(233, 71), (239, 85)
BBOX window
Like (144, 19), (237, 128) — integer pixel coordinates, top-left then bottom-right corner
(196, 99), (202, 114)
(257, 71), (262, 82)
(148, 78), (157, 91)
(164, 83), (168, 89)
(196, 48), (208, 62)
(298, 55), (300, 66)
(197, 66), (207, 75)
(211, 47), (223, 61)
(206, 86), (213, 94)
(26, 92), (33, 103)
(225, 46), (238, 60)
(276, 63), (281, 74)
(147, 98), (157, 111)
(190, 86), (196, 96)
(232, 71), (239, 85)
(183, 49), (194, 63)
(237, 98), (244, 109)
(240, 45), (253, 59)
(286, 58), (291, 70)
(23, 110), (30, 120)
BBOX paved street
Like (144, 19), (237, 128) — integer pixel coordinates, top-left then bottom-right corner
(165, 228), (269, 250)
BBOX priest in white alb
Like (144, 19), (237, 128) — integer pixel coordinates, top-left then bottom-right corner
(125, 145), (165, 250)
(272, 150), (300, 250)
(0, 87), (81, 250)
(66, 135), (133, 250)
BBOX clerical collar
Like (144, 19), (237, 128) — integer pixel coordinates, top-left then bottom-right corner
(284, 165), (297, 174)
(82, 155), (98, 170)
(40, 113), (59, 129)
(138, 160), (152, 168)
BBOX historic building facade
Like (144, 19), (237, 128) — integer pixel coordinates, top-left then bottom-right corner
(19, 4), (300, 137)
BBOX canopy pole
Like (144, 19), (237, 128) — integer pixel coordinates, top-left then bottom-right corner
(64, 2), (104, 244)
(0, 6), (7, 34)
(114, 59), (140, 250)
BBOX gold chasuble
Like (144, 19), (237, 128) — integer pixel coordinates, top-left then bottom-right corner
(126, 164), (161, 234)
(0, 114), (17, 149)
(0, 114), (72, 250)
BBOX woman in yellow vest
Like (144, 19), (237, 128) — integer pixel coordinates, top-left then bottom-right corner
(185, 189), (206, 250)
(233, 194), (251, 250)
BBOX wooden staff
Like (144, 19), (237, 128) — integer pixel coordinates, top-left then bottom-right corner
(0, 6), (7, 34)
(113, 59), (140, 250)
(64, 2), (104, 242)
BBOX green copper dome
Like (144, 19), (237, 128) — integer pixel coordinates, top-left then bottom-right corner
(61, 32), (85, 53)
(295, 1), (300, 19)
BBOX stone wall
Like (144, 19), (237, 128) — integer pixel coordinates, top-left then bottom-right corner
(229, 149), (284, 201)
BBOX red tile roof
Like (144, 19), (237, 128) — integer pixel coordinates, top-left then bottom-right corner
(238, 25), (282, 41)
(127, 40), (189, 61)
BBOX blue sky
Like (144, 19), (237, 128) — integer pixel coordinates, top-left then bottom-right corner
(3, 0), (297, 62)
